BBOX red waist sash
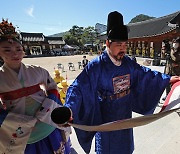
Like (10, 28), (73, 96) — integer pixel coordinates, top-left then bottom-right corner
(0, 84), (41, 101)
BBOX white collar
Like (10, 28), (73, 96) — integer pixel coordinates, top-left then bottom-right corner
(107, 50), (122, 66)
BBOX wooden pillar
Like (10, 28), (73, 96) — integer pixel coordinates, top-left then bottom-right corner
(150, 42), (154, 58)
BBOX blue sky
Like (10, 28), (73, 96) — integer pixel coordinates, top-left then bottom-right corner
(1, 0), (179, 36)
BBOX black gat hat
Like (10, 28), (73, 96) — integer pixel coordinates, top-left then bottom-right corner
(107, 11), (128, 41)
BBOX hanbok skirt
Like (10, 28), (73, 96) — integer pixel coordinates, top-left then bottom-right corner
(25, 128), (71, 154)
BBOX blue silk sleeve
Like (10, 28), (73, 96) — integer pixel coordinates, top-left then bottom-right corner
(130, 63), (170, 115)
(0, 108), (8, 126)
(65, 60), (102, 153)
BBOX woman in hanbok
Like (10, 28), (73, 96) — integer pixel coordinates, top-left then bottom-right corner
(0, 19), (71, 154)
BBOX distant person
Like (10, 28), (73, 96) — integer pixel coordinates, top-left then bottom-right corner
(53, 69), (65, 84)
(163, 37), (180, 100)
(51, 11), (180, 154)
(57, 80), (69, 105)
(82, 55), (89, 68)
(170, 37), (180, 75)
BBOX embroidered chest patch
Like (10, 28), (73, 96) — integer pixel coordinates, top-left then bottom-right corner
(113, 74), (130, 94)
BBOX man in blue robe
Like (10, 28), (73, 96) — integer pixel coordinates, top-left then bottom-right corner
(51, 11), (180, 154)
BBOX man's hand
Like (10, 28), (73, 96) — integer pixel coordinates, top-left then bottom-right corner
(170, 76), (180, 84)
(57, 117), (73, 127)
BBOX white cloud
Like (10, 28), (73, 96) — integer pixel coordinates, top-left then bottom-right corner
(25, 6), (34, 17)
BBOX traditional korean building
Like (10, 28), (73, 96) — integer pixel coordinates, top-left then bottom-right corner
(20, 32), (65, 56)
(127, 11), (180, 58)
(98, 11), (180, 58)
(46, 36), (65, 50)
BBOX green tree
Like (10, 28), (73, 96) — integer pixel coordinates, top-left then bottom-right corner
(64, 34), (79, 45)
(129, 14), (155, 23)
(82, 26), (99, 47)
(68, 25), (83, 46)
(64, 25), (100, 50)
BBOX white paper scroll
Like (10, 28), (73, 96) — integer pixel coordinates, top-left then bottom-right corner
(68, 81), (180, 132)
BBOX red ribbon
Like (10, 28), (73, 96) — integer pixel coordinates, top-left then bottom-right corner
(160, 81), (180, 112)
(0, 84), (41, 101)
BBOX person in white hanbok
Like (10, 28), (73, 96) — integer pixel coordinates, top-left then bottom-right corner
(0, 19), (71, 154)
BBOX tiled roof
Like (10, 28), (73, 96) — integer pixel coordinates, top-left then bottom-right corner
(45, 36), (65, 45)
(97, 11), (179, 40)
(127, 11), (180, 38)
(170, 12), (180, 24)
(20, 32), (44, 42)
(45, 36), (63, 40)
(48, 40), (65, 45)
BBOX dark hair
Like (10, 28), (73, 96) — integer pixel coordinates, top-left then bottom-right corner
(0, 37), (22, 44)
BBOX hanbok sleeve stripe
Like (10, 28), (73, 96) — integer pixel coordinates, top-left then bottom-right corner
(47, 89), (60, 99)
(47, 93), (62, 105)
(0, 109), (8, 126)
